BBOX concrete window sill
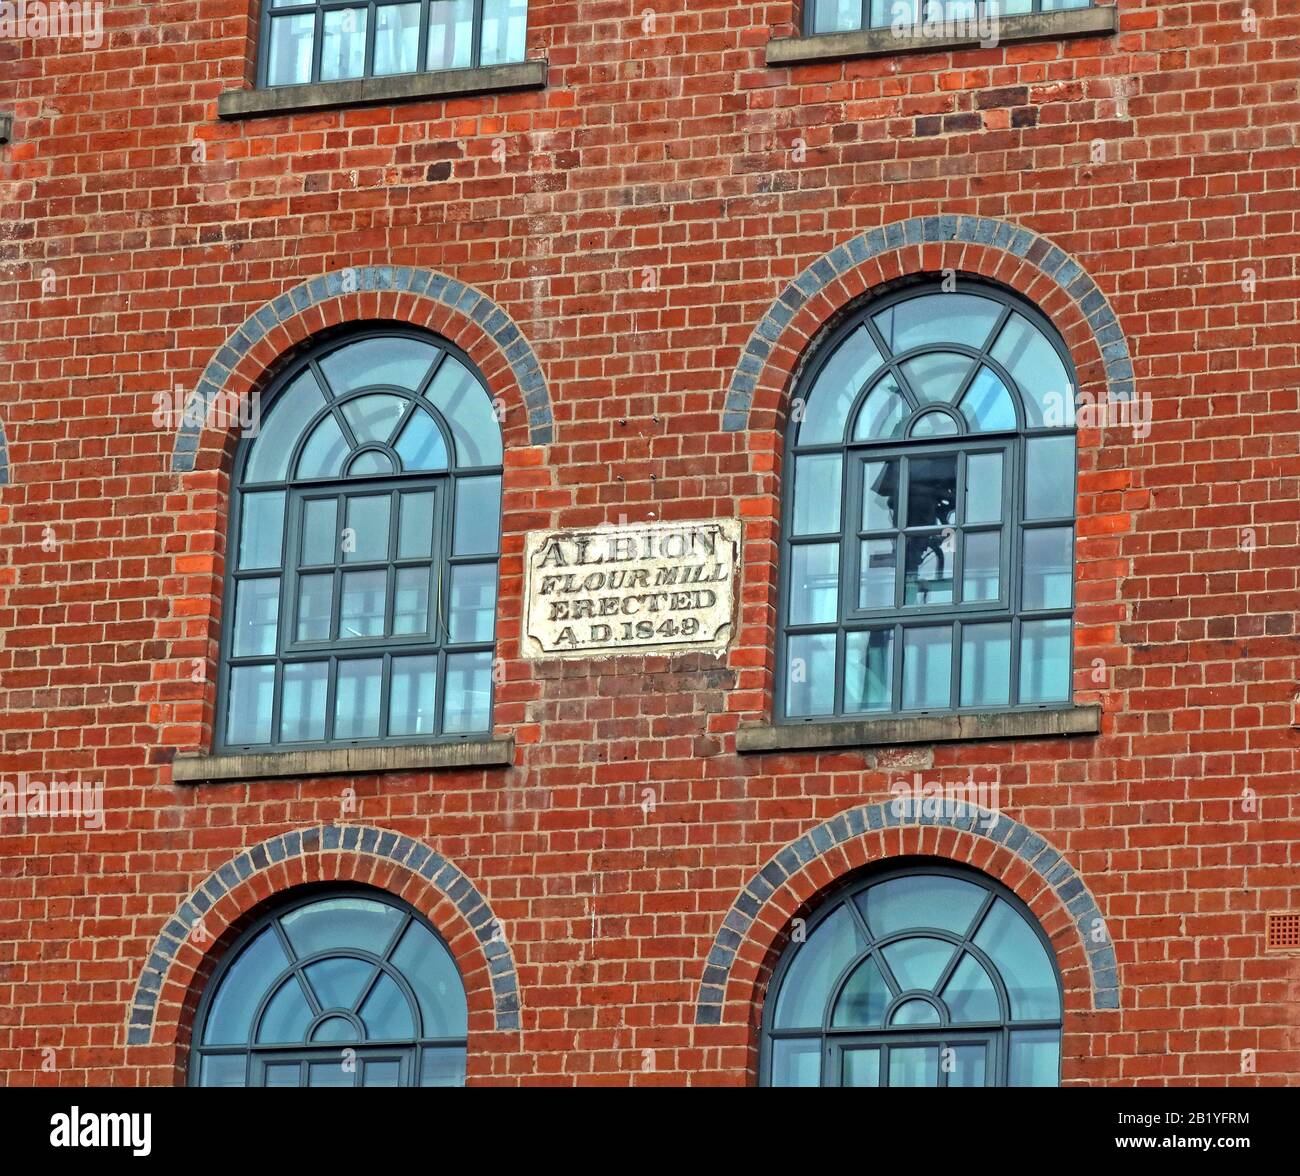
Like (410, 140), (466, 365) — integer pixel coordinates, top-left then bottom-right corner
(736, 705), (1101, 753)
(217, 59), (547, 120)
(765, 7), (1118, 67)
(172, 737), (515, 783)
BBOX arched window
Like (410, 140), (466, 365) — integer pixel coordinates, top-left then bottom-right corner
(780, 283), (1076, 720)
(191, 890), (468, 1087)
(219, 329), (502, 752)
(761, 864), (1063, 1087)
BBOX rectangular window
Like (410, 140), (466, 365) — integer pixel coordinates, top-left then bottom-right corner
(804, 0), (1094, 38)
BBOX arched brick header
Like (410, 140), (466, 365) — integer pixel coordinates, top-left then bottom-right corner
(126, 824), (522, 1047)
(721, 215), (1134, 431)
(694, 803), (1119, 1027)
(170, 265), (554, 472)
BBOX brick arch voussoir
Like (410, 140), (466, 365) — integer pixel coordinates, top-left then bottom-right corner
(695, 804), (1119, 1031)
(126, 825), (523, 1062)
(174, 266), (554, 474)
(725, 215), (1132, 434)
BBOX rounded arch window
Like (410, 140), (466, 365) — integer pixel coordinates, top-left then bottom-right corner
(191, 890), (468, 1087)
(219, 329), (502, 751)
(761, 864), (1063, 1087)
(781, 283), (1077, 719)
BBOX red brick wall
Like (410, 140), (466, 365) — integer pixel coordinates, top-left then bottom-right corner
(1, 0), (1297, 1084)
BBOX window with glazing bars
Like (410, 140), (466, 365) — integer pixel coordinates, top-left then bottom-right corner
(804, 0), (1094, 37)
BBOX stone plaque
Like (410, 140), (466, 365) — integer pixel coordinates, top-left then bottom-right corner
(522, 518), (741, 658)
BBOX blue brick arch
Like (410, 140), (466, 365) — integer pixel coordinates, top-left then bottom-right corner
(694, 802), (1119, 1026)
(721, 215), (1134, 431)
(170, 266), (554, 472)
(127, 824), (522, 1044)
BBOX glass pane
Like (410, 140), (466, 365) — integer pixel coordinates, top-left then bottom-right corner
(304, 957), (373, 1011)
(349, 450), (396, 477)
(900, 352), (974, 404)
(266, 14), (314, 86)
(238, 492), (286, 569)
(427, 0), (474, 70)
(852, 374), (906, 441)
(308, 1060), (353, 1087)
(947, 1044), (987, 1087)
(390, 920), (468, 1036)
(880, 936), (956, 992)
(481, 0), (529, 66)
(199, 1054), (246, 1087)
(812, 0), (863, 34)
(226, 664), (274, 744)
(389, 655), (438, 737)
(301, 497), (338, 566)
(343, 495), (391, 563)
(341, 393), (406, 447)
(296, 573), (334, 642)
(858, 538), (896, 609)
(860, 875), (988, 938)
(453, 476), (502, 555)
(861, 460), (898, 530)
(961, 530), (1000, 602)
(320, 337), (440, 395)
(339, 570), (386, 639)
(904, 534), (954, 605)
(973, 899), (1061, 1020)
(843, 628), (893, 713)
(902, 625), (952, 709)
(420, 1046), (468, 1087)
(770, 1039), (821, 1087)
(393, 566), (431, 635)
(362, 1060), (402, 1087)
(1025, 435), (1076, 519)
(941, 953), (1001, 1023)
(334, 657), (383, 738)
(398, 491), (435, 559)
(791, 454), (842, 536)
(1021, 527), (1073, 610)
(443, 650), (492, 733)
(297, 413), (350, 479)
(310, 1015), (359, 1042)
(262, 1062), (300, 1088)
(394, 408), (450, 471)
(424, 355), (502, 466)
(1019, 618), (1071, 704)
(960, 622), (1011, 707)
(800, 325), (883, 446)
(888, 1045), (938, 1088)
(449, 564), (497, 643)
(910, 409), (960, 438)
(842, 1048), (880, 1087)
(1008, 1029), (1061, 1087)
(774, 905), (866, 1029)
(788, 543), (838, 625)
(280, 661), (328, 742)
(358, 972), (416, 1039)
(281, 897), (405, 959)
(964, 452), (1003, 523)
(830, 954), (890, 1028)
(232, 577), (280, 657)
(203, 928), (289, 1044)
(373, 2), (421, 75)
(907, 454), (957, 527)
(960, 367), (1018, 431)
(873, 293), (1002, 354)
(320, 7), (368, 82)
(991, 313), (1074, 428)
(256, 975), (314, 1043)
(890, 998), (941, 1026)
(245, 371), (326, 484)
(784, 633), (836, 717)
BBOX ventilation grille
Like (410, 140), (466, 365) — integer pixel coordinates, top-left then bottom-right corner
(1265, 912), (1300, 953)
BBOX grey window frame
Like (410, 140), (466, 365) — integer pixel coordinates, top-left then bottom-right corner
(257, 0), (524, 88)
(189, 887), (468, 1088)
(216, 326), (502, 754)
(801, 0), (1095, 38)
(777, 280), (1078, 723)
(759, 862), (1064, 1087)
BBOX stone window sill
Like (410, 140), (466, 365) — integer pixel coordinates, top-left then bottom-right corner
(217, 59), (547, 120)
(736, 705), (1101, 753)
(765, 7), (1118, 67)
(172, 737), (514, 783)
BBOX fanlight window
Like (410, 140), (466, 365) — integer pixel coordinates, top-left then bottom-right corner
(220, 330), (502, 752)
(191, 891), (468, 1087)
(781, 284), (1077, 720)
(762, 866), (1063, 1087)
